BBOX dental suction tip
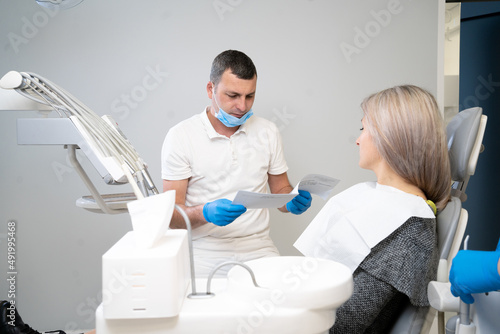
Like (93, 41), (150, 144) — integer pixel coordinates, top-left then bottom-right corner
(0, 71), (24, 89)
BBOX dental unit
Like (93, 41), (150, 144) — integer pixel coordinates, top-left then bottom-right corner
(1, 70), (353, 334)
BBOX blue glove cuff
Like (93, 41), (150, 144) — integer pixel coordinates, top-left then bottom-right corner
(202, 203), (211, 223)
(486, 251), (500, 284)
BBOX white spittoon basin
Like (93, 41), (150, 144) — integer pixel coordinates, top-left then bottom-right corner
(96, 254), (353, 334)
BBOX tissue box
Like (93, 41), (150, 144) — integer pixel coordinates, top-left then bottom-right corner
(102, 230), (189, 319)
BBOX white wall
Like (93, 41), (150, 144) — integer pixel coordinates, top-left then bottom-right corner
(0, 0), (441, 330)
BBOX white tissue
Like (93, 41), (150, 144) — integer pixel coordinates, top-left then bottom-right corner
(127, 190), (176, 249)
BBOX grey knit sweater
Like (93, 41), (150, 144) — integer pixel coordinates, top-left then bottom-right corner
(331, 216), (439, 333)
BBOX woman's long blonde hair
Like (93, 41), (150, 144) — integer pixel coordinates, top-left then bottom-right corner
(361, 85), (451, 210)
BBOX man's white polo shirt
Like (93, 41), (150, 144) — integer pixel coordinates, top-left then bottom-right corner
(161, 108), (288, 247)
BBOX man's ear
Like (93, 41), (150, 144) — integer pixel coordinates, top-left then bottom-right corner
(206, 81), (215, 99)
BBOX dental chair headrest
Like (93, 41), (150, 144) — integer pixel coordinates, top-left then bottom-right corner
(446, 107), (482, 182)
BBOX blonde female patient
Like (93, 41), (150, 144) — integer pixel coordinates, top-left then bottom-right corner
(295, 85), (451, 333)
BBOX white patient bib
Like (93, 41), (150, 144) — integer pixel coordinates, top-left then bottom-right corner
(294, 182), (435, 273)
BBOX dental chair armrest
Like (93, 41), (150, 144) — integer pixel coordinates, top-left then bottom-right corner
(437, 259), (449, 282)
(428, 281), (460, 312)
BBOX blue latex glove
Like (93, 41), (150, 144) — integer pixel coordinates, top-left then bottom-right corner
(449, 239), (500, 304)
(203, 199), (247, 226)
(286, 190), (312, 215)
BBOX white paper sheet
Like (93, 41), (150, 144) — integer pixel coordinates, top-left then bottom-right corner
(232, 174), (340, 209)
(232, 191), (296, 209)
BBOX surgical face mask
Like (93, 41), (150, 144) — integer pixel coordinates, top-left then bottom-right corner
(212, 86), (253, 127)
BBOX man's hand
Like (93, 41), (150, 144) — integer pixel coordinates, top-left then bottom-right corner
(450, 239), (500, 304)
(203, 199), (247, 226)
(286, 190), (312, 215)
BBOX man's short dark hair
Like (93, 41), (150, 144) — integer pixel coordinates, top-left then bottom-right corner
(210, 50), (257, 85)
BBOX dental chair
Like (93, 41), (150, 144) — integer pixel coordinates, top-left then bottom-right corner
(388, 107), (487, 334)
(447, 107), (487, 203)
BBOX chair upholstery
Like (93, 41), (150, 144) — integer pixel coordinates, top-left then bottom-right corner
(447, 107), (482, 183)
(447, 107), (487, 202)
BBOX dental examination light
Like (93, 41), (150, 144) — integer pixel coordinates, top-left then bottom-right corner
(0, 70), (158, 214)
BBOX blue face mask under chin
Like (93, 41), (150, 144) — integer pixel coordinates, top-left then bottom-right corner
(212, 87), (253, 127)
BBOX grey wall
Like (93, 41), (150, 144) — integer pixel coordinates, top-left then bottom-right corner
(0, 0), (441, 331)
